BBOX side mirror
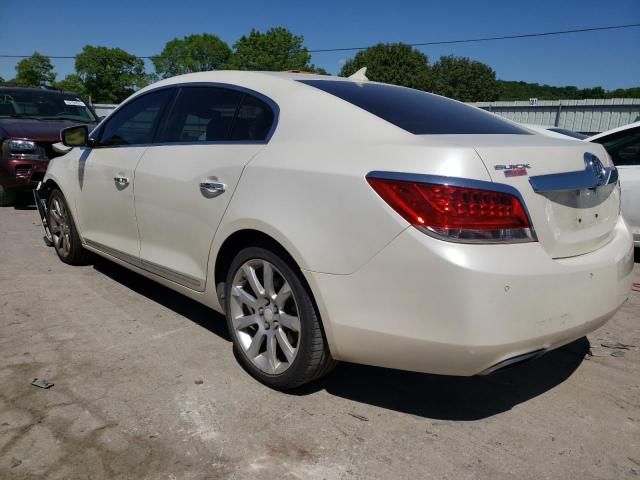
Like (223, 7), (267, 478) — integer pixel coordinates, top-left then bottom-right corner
(61, 125), (89, 147)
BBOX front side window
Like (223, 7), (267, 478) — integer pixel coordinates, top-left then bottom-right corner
(98, 89), (173, 146)
(298, 80), (528, 135)
(160, 87), (243, 142)
(592, 126), (640, 166)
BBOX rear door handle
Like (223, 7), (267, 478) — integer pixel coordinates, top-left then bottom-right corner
(199, 181), (226, 194)
(114, 175), (130, 186)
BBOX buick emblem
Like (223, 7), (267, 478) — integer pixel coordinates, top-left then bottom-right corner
(584, 153), (607, 186)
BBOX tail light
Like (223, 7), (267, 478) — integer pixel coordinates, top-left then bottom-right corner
(367, 173), (535, 243)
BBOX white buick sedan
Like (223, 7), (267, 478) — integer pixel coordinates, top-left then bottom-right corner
(35, 71), (634, 389)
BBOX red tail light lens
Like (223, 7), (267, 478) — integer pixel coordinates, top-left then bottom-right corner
(367, 176), (535, 242)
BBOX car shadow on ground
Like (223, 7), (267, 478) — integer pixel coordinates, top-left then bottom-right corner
(296, 339), (588, 420)
(92, 257), (230, 341)
(92, 255), (589, 421)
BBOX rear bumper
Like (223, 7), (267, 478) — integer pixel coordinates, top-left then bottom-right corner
(308, 217), (634, 376)
(0, 158), (49, 189)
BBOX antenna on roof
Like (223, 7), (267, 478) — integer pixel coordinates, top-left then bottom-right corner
(348, 67), (368, 82)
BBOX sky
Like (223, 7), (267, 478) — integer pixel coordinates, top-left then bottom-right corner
(0, 0), (639, 90)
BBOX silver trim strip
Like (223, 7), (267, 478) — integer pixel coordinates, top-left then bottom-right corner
(140, 259), (204, 290)
(529, 152), (619, 193)
(84, 238), (205, 291)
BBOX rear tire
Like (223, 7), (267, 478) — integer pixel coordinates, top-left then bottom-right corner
(48, 189), (91, 265)
(224, 247), (336, 389)
(0, 184), (16, 207)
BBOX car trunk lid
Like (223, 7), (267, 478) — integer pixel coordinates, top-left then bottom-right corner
(469, 134), (620, 258)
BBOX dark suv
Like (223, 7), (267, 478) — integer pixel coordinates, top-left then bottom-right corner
(0, 87), (98, 206)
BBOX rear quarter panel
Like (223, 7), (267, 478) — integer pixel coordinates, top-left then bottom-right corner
(212, 140), (492, 275)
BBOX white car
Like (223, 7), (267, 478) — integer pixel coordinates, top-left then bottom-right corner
(587, 121), (640, 248)
(522, 124), (587, 140)
(35, 72), (634, 389)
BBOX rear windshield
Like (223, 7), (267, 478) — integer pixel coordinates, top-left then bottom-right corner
(298, 80), (528, 135)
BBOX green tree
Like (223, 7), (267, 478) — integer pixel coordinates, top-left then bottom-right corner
(75, 45), (147, 103)
(495, 81), (640, 101)
(14, 52), (56, 87)
(312, 66), (329, 75)
(608, 87), (640, 98)
(339, 43), (432, 91)
(229, 27), (311, 71)
(152, 34), (231, 79)
(431, 55), (500, 102)
(53, 74), (87, 96)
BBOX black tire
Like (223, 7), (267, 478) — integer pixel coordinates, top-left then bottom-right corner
(48, 189), (91, 265)
(0, 184), (16, 207)
(224, 246), (336, 390)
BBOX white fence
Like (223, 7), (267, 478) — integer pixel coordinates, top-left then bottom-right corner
(470, 98), (640, 135)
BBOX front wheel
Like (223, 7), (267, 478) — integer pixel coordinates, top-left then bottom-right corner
(48, 189), (91, 265)
(225, 247), (336, 389)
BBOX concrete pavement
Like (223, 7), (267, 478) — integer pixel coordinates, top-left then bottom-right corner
(1, 205), (639, 479)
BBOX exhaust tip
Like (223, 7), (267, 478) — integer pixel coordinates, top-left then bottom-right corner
(478, 349), (546, 375)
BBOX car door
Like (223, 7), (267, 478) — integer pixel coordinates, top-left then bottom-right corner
(592, 125), (640, 244)
(133, 85), (276, 290)
(76, 88), (174, 259)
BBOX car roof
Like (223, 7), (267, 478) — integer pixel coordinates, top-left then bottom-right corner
(586, 120), (640, 141)
(147, 70), (341, 89)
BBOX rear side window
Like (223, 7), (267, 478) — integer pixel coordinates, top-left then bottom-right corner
(99, 89), (172, 146)
(592, 126), (640, 166)
(231, 94), (275, 141)
(298, 80), (528, 135)
(160, 87), (243, 142)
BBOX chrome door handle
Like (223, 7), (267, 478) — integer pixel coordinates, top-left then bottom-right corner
(199, 181), (226, 194)
(114, 176), (130, 186)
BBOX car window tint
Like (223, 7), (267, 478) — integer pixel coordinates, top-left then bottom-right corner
(298, 80), (528, 135)
(160, 87), (243, 142)
(592, 126), (640, 166)
(230, 94), (275, 141)
(99, 89), (172, 146)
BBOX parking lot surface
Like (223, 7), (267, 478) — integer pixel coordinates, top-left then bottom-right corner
(1, 205), (639, 479)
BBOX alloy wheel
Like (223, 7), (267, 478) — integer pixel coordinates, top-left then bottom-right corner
(49, 197), (72, 258)
(229, 259), (301, 374)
